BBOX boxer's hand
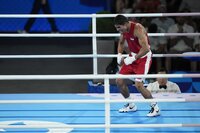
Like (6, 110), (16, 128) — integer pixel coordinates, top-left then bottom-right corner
(117, 53), (123, 65)
(124, 52), (136, 65)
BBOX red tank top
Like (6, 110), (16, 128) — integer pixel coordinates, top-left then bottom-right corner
(123, 22), (150, 53)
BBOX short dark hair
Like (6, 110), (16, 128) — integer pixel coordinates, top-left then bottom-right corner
(158, 67), (168, 74)
(114, 15), (128, 25)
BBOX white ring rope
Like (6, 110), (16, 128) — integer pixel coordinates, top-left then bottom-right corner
(0, 99), (190, 104)
(0, 33), (199, 37)
(0, 124), (199, 129)
(0, 13), (200, 18)
(0, 13), (200, 38)
(0, 53), (199, 58)
(0, 74), (199, 80)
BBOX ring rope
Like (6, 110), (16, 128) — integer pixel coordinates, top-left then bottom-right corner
(0, 99), (191, 104)
(0, 74), (199, 80)
(0, 33), (199, 37)
(0, 12), (200, 18)
(0, 123), (199, 128)
(0, 53), (199, 58)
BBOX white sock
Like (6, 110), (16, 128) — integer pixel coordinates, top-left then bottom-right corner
(126, 96), (135, 107)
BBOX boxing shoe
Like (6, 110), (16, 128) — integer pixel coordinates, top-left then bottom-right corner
(147, 104), (160, 117)
(119, 103), (137, 113)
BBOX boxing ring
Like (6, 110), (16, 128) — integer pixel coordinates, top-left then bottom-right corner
(0, 13), (200, 133)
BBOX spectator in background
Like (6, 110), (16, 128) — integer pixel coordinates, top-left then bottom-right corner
(135, 0), (161, 13)
(194, 34), (200, 52)
(179, 0), (200, 12)
(166, 0), (182, 13)
(193, 30), (200, 70)
(151, 4), (175, 32)
(167, 15), (194, 52)
(149, 4), (174, 73)
(166, 13), (194, 71)
(20, 0), (58, 33)
(122, 0), (134, 13)
(114, 0), (125, 13)
(181, 8), (197, 32)
(181, 8), (199, 71)
(113, 0), (135, 14)
(133, 0), (162, 32)
(148, 24), (167, 54)
(148, 23), (167, 72)
(147, 68), (181, 93)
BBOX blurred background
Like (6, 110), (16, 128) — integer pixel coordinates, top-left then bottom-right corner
(0, 0), (110, 32)
(0, 0), (199, 93)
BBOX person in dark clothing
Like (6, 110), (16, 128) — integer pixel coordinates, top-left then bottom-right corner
(22, 0), (58, 33)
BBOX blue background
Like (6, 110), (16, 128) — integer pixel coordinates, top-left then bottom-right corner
(0, 0), (108, 32)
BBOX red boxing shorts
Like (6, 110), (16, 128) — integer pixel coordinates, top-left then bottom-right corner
(119, 53), (152, 82)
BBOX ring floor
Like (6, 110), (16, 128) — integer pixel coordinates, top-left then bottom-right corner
(0, 93), (200, 133)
